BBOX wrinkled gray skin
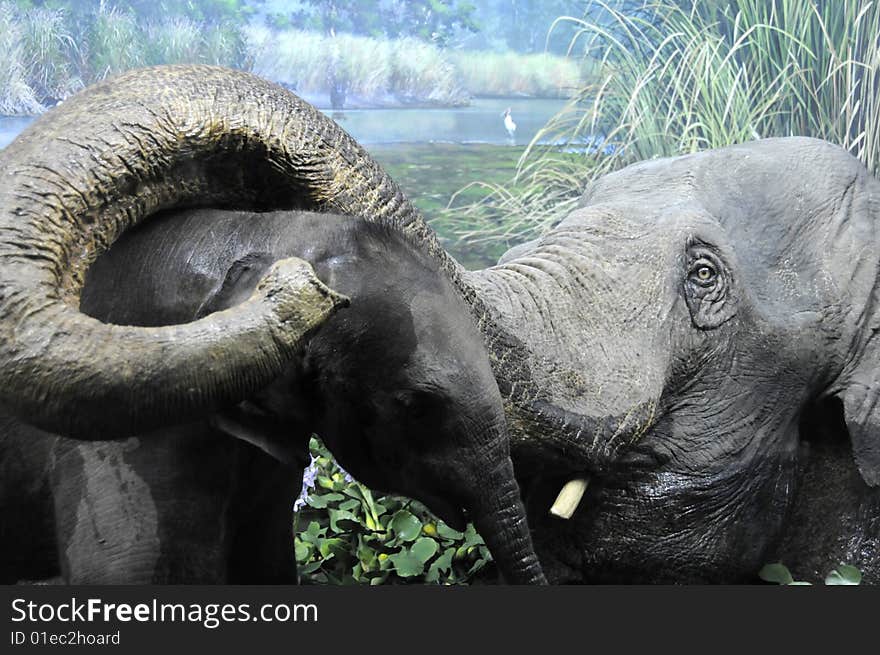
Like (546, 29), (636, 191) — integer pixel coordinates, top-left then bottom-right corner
(0, 210), (544, 584)
(475, 137), (880, 583)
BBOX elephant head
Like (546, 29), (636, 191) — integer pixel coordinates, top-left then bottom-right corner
(0, 66), (544, 584)
(468, 137), (880, 582)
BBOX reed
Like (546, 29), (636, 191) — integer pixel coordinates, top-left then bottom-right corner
(443, 0), (880, 251)
(0, 2), (47, 114)
(246, 26), (580, 104)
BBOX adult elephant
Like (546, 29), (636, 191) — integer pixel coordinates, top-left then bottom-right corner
(1, 65), (878, 584)
(485, 139), (880, 583)
(0, 66), (545, 584)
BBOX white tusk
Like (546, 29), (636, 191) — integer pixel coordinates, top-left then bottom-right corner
(549, 478), (590, 519)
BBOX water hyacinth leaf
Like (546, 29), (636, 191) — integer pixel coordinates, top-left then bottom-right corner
(466, 557), (489, 577)
(338, 498), (360, 512)
(758, 563), (794, 585)
(436, 523), (464, 540)
(299, 561), (322, 575)
(462, 523), (485, 548)
(836, 565), (863, 584)
(300, 521), (325, 545)
(389, 550), (426, 577)
(411, 537), (440, 563)
(390, 510), (422, 542)
(364, 513), (380, 531)
(426, 548), (456, 582)
(825, 565), (862, 585)
(318, 537), (348, 560)
(328, 508), (359, 532)
(294, 541), (310, 562)
(306, 492), (345, 509)
(357, 542), (376, 568)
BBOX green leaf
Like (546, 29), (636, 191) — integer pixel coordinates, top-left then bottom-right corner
(411, 537), (440, 563)
(338, 498), (361, 512)
(298, 561), (322, 575)
(328, 508), (359, 533)
(318, 537), (347, 560)
(758, 563), (794, 585)
(466, 555), (490, 577)
(436, 523), (464, 540)
(462, 523), (485, 548)
(389, 550), (426, 577)
(390, 510), (422, 542)
(306, 492), (345, 509)
(357, 544), (376, 568)
(300, 521), (326, 545)
(826, 565), (862, 585)
(837, 565), (862, 584)
(316, 475), (336, 490)
(294, 541), (310, 562)
(426, 547), (455, 582)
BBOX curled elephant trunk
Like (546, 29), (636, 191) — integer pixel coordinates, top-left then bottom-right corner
(0, 65), (458, 438)
(471, 457), (547, 584)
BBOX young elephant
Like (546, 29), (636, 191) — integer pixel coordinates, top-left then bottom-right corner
(0, 209), (544, 584)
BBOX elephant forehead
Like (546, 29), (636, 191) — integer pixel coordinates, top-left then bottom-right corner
(477, 223), (678, 416)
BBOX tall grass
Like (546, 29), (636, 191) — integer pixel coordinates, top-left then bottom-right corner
(443, 0), (880, 251)
(448, 50), (582, 98)
(20, 5), (80, 102)
(247, 26), (580, 104)
(87, 3), (144, 79)
(0, 2), (47, 114)
(0, 2), (249, 115)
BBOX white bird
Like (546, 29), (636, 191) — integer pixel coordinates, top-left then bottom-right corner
(503, 107), (517, 140)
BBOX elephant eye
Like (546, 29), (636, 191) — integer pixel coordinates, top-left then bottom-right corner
(689, 261), (717, 287)
(683, 244), (736, 330)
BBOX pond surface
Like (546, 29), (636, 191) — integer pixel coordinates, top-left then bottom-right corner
(0, 97), (566, 268)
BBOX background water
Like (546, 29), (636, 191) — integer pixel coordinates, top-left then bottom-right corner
(0, 97), (564, 148)
(0, 97), (565, 268)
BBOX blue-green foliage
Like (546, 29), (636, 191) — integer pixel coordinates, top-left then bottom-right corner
(759, 563), (862, 586)
(294, 437), (495, 585)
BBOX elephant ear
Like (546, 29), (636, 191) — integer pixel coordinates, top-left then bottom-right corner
(841, 333), (880, 487)
(840, 248), (880, 486)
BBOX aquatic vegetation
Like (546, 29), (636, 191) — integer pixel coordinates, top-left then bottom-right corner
(444, 0), (880, 249)
(294, 437), (495, 585)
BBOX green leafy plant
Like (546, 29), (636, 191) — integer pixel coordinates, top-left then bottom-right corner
(759, 562), (863, 586)
(293, 437), (496, 585)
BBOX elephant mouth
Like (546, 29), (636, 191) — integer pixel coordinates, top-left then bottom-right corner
(517, 431), (667, 525)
